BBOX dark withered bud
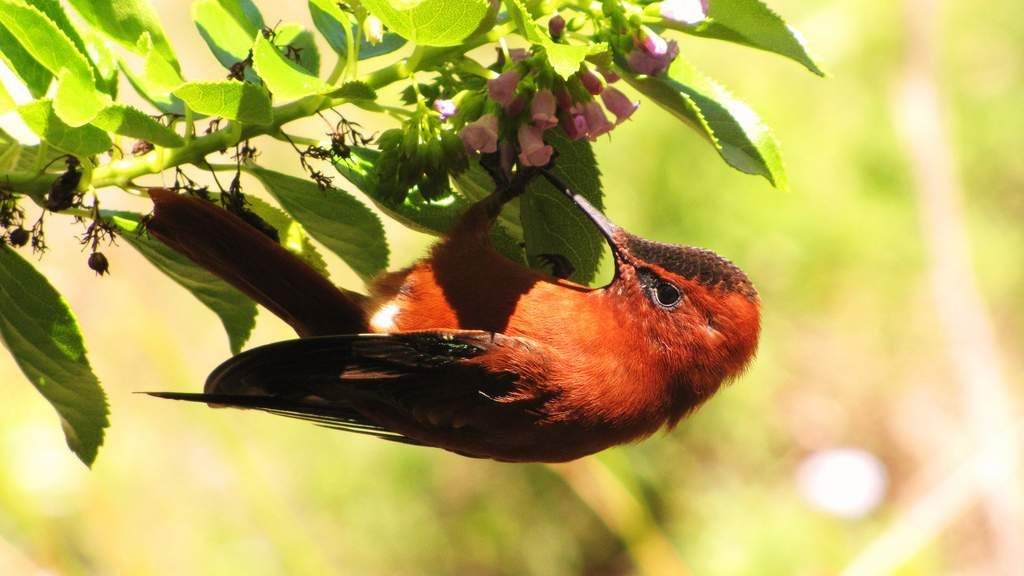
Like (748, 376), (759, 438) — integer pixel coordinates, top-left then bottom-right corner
(88, 252), (109, 275)
(47, 164), (83, 212)
(8, 227), (28, 247)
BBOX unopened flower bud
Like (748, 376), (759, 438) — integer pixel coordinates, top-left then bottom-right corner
(517, 124), (554, 167)
(548, 14), (566, 40)
(531, 89), (559, 130)
(639, 26), (668, 56)
(554, 88), (573, 111)
(599, 69), (621, 83)
(659, 0), (708, 25)
(627, 38), (679, 75)
(601, 87), (639, 123)
(579, 70), (604, 95)
(433, 99), (457, 121)
(363, 15), (384, 45)
(487, 70), (521, 108)
(459, 113), (499, 153)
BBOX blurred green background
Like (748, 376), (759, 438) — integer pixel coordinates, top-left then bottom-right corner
(1, 0), (1022, 574)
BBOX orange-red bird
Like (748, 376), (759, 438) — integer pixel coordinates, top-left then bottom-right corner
(150, 174), (760, 462)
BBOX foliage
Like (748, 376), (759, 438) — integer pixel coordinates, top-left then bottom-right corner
(0, 0), (818, 466)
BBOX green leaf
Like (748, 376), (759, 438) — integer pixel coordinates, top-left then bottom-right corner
(308, 0), (348, 52)
(668, 0), (824, 76)
(504, 0), (592, 78)
(244, 196), (329, 276)
(332, 81), (377, 101)
(360, 0), (490, 47)
(192, 0), (261, 71)
(0, 128), (64, 172)
(173, 81), (272, 125)
(28, 0), (116, 96)
(0, 81), (13, 114)
(120, 32), (186, 115)
(18, 99), (112, 156)
(0, 0), (105, 126)
(251, 34), (332, 100)
(108, 212), (256, 354)
(0, 245), (109, 466)
(309, 0), (406, 59)
(0, 24), (51, 97)
(54, 67), (110, 128)
(90, 104), (184, 148)
(81, 28), (119, 98)
(64, 0), (180, 72)
(249, 168), (388, 283)
(519, 128), (605, 284)
(545, 43), (591, 79)
(333, 148), (523, 263)
(273, 23), (320, 76)
(621, 57), (787, 190)
(333, 147), (458, 234)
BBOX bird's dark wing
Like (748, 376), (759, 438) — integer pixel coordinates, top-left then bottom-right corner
(147, 330), (544, 446)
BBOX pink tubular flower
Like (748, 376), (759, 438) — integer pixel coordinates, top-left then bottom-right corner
(560, 108), (589, 141)
(433, 99), (457, 120)
(459, 113), (499, 153)
(488, 70), (521, 108)
(627, 39), (679, 75)
(531, 89), (558, 130)
(601, 87), (639, 123)
(582, 101), (613, 140)
(659, 0), (708, 25)
(517, 124), (554, 167)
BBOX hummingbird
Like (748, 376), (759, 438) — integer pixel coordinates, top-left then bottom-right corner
(148, 171), (760, 462)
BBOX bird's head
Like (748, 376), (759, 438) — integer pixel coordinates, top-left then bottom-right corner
(549, 177), (761, 420)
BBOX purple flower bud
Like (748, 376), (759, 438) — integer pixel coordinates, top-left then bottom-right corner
(433, 99), (457, 120)
(659, 0), (708, 25)
(560, 108), (589, 141)
(517, 124), (554, 167)
(579, 70), (604, 95)
(459, 113), (499, 153)
(487, 70), (521, 108)
(548, 14), (566, 40)
(582, 101), (613, 140)
(627, 39), (679, 76)
(599, 69), (621, 84)
(639, 27), (668, 56)
(601, 87), (639, 124)
(531, 89), (559, 130)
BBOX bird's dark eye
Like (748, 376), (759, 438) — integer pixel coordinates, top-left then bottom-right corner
(654, 282), (681, 308)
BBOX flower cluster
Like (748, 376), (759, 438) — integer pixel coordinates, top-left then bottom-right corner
(457, 56), (640, 169)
